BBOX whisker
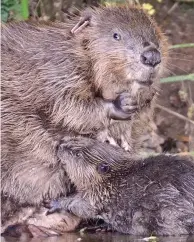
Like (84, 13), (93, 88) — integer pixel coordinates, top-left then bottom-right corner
(165, 49), (188, 55)
(166, 63), (189, 74)
(169, 52), (188, 55)
(163, 67), (179, 77)
(169, 53), (188, 57)
(167, 57), (193, 62)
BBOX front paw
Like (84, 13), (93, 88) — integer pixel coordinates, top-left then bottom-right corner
(107, 92), (138, 120)
(46, 200), (61, 215)
(114, 92), (138, 113)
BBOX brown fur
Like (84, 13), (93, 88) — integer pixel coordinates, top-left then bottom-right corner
(1, 5), (168, 233)
(51, 137), (194, 236)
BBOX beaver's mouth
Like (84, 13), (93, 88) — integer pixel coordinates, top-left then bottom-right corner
(133, 69), (157, 87)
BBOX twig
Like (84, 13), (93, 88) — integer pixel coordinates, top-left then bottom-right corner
(162, 2), (179, 20)
(173, 152), (194, 157)
(167, 2), (179, 15)
(155, 104), (194, 126)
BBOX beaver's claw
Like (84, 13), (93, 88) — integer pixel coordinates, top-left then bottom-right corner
(46, 200), (61, 215)
(107, 92), (138, 120)
(113, 92), (138, 113)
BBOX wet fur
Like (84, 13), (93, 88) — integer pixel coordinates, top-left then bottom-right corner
(55, 137), (194, 235)
(1, 5), (167, 232)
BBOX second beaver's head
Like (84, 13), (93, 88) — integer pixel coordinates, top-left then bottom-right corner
(57, 137), (132, 189)
(73, 5), (168, 100)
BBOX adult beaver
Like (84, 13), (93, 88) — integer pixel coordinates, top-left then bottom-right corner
(49, 137), (194, 236)
(1, 5), (167, 233)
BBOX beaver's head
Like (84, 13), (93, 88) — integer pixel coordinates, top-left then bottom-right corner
(73, 5), (168, 100)
(57, 137), (132, 189)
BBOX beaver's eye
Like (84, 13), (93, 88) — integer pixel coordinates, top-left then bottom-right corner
(113, 33), (121, 41)
(71, 150), (82, 157)
(97, 163), (110, 174)
(75, 151), (82, 157)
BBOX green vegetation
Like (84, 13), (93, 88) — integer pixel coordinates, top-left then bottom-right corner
(170, 43), (194, 49)
(160, 74), (194, 83)
(21, 0), (29, 20)
(1, 0), (29, 22)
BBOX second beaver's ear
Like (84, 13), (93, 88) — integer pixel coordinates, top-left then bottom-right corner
(71, 8), (96, 35)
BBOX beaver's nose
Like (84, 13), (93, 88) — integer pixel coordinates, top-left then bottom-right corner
(141, 48), (161, 67)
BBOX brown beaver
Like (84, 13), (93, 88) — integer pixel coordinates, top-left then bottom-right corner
(49, 136), (194, 236)
(1, 5), (167, 234)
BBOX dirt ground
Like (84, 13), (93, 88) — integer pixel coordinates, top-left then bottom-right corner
(142, 0), (194, 154)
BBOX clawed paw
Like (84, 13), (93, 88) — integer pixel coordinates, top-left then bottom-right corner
(113, 92), (138, 114)
(108, 92), (139, 120)
(46, 200), (61, 215)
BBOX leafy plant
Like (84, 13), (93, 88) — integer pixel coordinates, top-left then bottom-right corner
(1, 0), (29, 22)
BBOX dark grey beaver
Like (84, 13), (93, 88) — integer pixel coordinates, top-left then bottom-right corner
(49, 137), (194, 236)
(1, 5), (167, 233)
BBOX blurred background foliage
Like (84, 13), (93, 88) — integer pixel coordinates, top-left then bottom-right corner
(1, 0), (194, 153)
(1, 0), (193, 22)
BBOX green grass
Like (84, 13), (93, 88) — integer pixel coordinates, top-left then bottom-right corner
(21, 0), (29, 20)
(160, 74), (194, 83)
(161, 43), (194, 83)
(170, 43), (194, 49)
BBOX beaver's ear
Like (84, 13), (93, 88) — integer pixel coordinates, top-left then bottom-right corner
(71, 9), (95, 35)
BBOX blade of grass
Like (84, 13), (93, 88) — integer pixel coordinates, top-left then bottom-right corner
(21, 0), (29, 20)
(160, 74), (194, 83)
(170, 43), (194, 49)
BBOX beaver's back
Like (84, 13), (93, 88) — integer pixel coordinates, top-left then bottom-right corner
(1, 22), (77, 102)
(105, 155), (194, 235)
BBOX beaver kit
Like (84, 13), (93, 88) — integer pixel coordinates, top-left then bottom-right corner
(48, 137), (194, 236)
(1, 4), (168, 234)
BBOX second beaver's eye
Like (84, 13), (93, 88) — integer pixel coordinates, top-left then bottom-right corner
(97, 163), (110, 174)
(75, 151), (82, 157)
(71, 150), (82, 157)
(113, 33), (121, 41)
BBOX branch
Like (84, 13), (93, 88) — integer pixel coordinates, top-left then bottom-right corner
(155, 104), (194, 126)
